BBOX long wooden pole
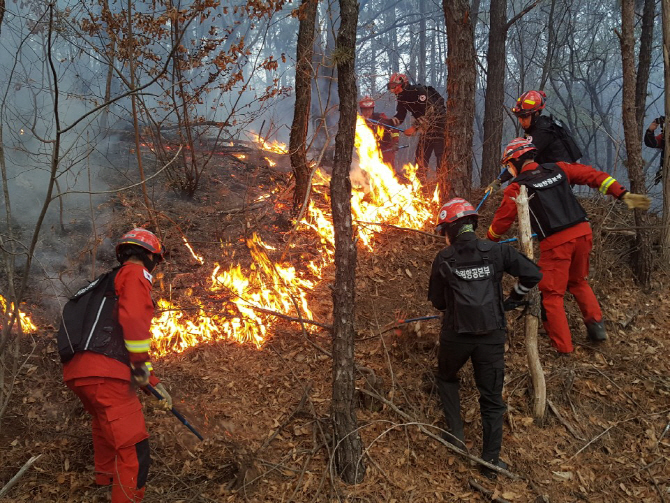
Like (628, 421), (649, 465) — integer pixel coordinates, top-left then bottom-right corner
(514, 186), (546, 422)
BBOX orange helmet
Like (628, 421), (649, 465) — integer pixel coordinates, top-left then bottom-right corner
(511, 90), (546, 117)
(359, 96), (375, 109)
(116, 228), (164, 256)
(501, 137), (537, 165)
(387, 73), (408, 90)
(435, 198), (478, 236)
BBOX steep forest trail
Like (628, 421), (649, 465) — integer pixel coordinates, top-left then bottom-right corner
(1, 136), (669, 503)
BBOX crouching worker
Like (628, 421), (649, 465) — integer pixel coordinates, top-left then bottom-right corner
(58, 228), (172, 502)
(428, 198), (542, 478)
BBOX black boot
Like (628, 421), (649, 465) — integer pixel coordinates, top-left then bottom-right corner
(585, 320), (607, 342)
(479, 459), (508, 480)
(436, 377), (466, 449)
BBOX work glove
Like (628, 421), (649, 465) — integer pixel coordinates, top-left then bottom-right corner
(154, 383), (173, 410)
(404, 126), (417, 137)
(503, 290), (526, 311)
(622, 192), (651, 211)
(485, 178), (502, 194)
(131, 363), (150, 387)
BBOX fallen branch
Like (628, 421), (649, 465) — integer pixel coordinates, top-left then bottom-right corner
(356, 387), (522, 480)
(468, 478), (512, 503)
(589, 364), (641, 409)
(355, 220), (441, 239)
(248, 305), (332, 331)
(0, 454), (42, 499)
(547, 399), (586, 441)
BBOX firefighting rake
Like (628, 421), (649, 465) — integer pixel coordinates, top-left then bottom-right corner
(364, 118), (405, 132)
(145, 384), (204, 441)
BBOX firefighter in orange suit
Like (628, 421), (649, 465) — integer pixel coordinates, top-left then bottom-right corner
(62, 228), (171, 502)
(487, 138), (651, 355)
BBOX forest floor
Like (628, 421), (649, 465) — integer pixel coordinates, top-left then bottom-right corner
(1, 143), (670, 503)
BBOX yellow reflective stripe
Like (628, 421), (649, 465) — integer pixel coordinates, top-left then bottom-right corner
(125, 339), (151, 353)
(599, 176), (616, 195)
(145, 362), (153, 372)
(488, 225), (501, 239)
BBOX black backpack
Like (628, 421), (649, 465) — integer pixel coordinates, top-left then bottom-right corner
(549, 116), (582, 162)
(57, 267), (127, 364)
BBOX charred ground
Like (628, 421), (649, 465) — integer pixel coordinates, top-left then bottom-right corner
(1, 149), (669, 502)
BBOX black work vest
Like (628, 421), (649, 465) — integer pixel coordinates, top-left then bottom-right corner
(513, 163), (588, 240)
(57, 268), (129, 365)
(438, 239), (506, 334)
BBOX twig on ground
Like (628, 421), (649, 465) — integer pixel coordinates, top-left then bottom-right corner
(0, 454), (43, 499)
(356, 387), (522, 480)
(547, 399), (586, 441)
(570, 425), (615, 459)
(589, 364), (641, 409)
(468, 478), (512, 503)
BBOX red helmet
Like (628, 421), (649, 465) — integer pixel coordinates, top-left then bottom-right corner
(387, 73), (407, 90)
(511, 90), (546, 116)
(436, 198), (478, 235)
(501, 137), (537, 165)
(359, 96), (375, 109)
(116, 228), (164, 256)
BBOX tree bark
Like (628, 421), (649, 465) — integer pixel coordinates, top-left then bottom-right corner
(619, 0), (653, 290)
(635, 0), (655, 133)
(662, 0), (670, 260)
(481, 0), (507, 185)
(330, 0), (365, 485)
(289, 0), (318, 214)
(442, 0), (476, 199)
(514, 186), (546, 422)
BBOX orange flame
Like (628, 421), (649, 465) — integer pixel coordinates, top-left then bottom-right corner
(248, 132), (288, 154)
(0, 295), (37, 333)
(182, 236), (204, 265)
(150, 115), (438, 352)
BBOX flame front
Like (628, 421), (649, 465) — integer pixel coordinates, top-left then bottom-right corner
(0, 295), (37, 333)
(248, 132), (289, 154)
(150, 116), (438, 353)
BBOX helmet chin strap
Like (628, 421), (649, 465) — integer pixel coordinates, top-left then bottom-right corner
(140, 253), (161, 273)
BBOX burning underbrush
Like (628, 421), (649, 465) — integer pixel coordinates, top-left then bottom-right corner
(147, 116), (439, 356)
(3, 119), (670, 502)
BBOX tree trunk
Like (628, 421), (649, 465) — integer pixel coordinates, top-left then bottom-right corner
(441, 0), (476, 199)
(514, 186), (546, 422)
(330, 0), (365, 485)
(662, 0), (670, 259)
(481, 0), (507, 185)
(619, 0), (652, 289)
(635, 0), (655, 133)
(419, 0), (426, 83)
(289, 0), (318, 213)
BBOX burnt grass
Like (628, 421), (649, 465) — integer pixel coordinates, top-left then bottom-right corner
(1, 151), (670, 502)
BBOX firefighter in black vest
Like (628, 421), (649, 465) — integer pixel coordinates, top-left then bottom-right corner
(60, 228), (170, 503)
(387, 73), (446, 190)
(511, 89), (580, 165)
(644, 115), (665, 184)
(428, 198), (542, 478)
(488, 139), (651, 355)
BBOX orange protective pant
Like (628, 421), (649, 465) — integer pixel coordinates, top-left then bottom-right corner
(67, 377), (150, 502)
(538, 233), (602, 353)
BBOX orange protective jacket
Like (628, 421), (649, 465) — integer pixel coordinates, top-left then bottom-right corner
(63, 262), (159, 386)
(486, 161), (627, 250)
